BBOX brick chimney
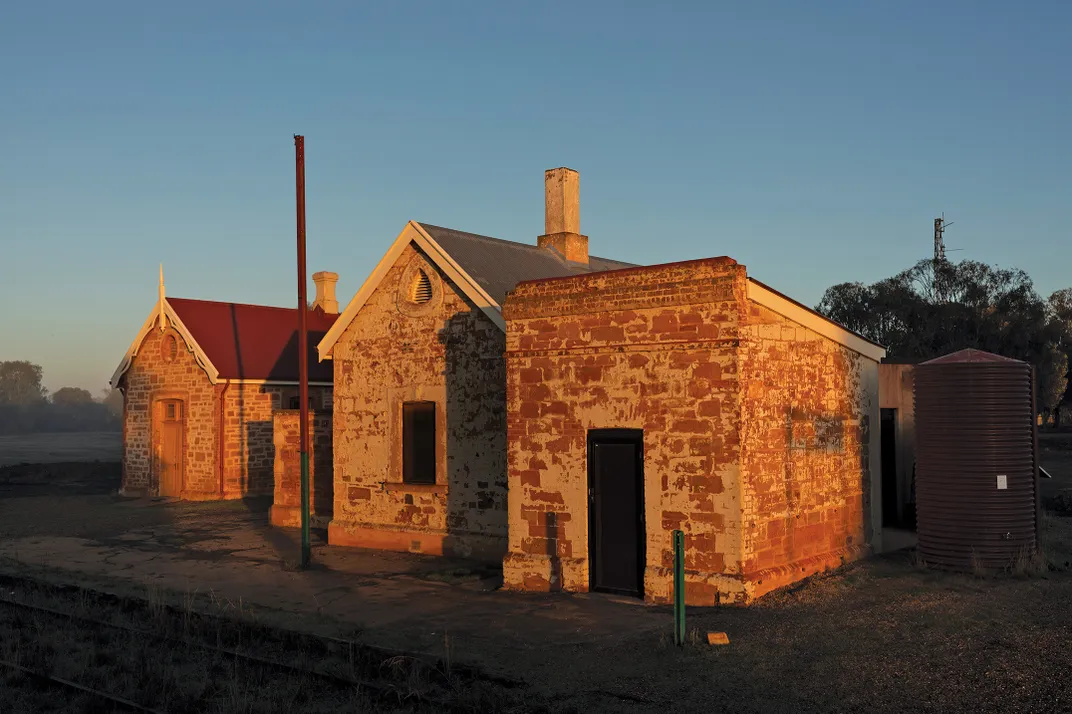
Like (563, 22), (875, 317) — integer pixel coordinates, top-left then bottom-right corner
(537, 167), (588, 265)
(312, 271), (339, 314)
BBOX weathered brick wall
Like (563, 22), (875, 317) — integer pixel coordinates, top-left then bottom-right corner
(502, 259), (751, 603)
(220, 384), (332, 499)
(329, 244), (508, 561)
(270, 410), (333, 528)
(219, 383), (277, 498)
(738, 301), (878, 599)
(120, 326), (216, 497)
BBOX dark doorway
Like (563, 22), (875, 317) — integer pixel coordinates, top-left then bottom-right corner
(881, 408), (898, 527)
(588, 429), (645, 598)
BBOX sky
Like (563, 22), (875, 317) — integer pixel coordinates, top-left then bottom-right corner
(1, 1), (1069, 394)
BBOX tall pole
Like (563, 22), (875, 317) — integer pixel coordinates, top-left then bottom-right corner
(295, 134), (311, 569)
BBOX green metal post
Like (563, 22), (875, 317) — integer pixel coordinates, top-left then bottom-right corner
(673, 529), (685, 646)
(300, 451), (310, 567)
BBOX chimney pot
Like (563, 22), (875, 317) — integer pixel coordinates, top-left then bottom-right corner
(312, 271), (339, 314)
(538, 167), (589, 265)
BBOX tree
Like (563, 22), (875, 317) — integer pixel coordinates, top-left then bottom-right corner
(1047, 289), (1072, 425)
(100, 388), (124, 420)
(0, 361), (47, 405)
(817, 260), (1070, 422)
(51, 387), (96, 407)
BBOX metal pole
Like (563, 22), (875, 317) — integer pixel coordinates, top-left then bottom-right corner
(294, 134), (311, 569)
(673, 529), (685, 646)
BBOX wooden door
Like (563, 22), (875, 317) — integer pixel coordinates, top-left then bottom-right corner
(588, 429), (645, 597)
(157, 399), (184, 497)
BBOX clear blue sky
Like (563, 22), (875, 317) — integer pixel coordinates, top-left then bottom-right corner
(1, 1), (1068, 394)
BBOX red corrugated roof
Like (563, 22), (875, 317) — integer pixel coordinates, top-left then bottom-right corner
(168, 298), (337, 382)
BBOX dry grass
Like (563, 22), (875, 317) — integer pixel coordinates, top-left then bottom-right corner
(0, 432), (121, 467)
(0, 575), (531, 713)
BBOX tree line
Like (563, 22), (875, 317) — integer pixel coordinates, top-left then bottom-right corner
(0, 361), (122, 434)
(817, 258), (1071, 424)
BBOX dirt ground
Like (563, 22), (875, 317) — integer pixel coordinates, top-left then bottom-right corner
(1, 434), (1071, 712)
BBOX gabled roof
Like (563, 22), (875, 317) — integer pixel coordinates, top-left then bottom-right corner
(168, 299), (337, 381)
(111, 298), (337, 387)
(419, 223), (636, 305)
(317, 221), (636, 359)
(317, 219), (887, 364)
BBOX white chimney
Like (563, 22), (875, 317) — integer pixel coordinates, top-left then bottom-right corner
(312, 271), (339, 314)
(537, 167), (588, 265)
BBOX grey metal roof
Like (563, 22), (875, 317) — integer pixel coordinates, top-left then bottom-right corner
(417, 222), (637, 306)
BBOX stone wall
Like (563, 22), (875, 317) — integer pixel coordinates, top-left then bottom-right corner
(120, 326), (217, 497)
(121, 322), (334, 500)
(219, 384), (332, 499)
(501, 258), (750, 602)
(270, 410), (333, 528)
(737, 301), (879, 600)
(501, 258), (881, 605)
(329, 244), (508, 561)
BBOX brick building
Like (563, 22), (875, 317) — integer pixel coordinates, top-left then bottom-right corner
(110, 269), (338, 502)
(317, 168), (633, 560)
(500, 259), (887, 604)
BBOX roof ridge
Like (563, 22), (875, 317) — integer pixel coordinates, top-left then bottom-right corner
(168, 296), (331, 314)
(417, 221), (634, 266)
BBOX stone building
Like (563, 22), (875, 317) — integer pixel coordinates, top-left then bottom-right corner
(317, 168), (633, 561)
(110, 269), (339, 501)
(500, 257), (887, 605)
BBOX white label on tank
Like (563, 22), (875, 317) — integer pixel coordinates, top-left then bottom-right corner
(997, 474), (1008, 490)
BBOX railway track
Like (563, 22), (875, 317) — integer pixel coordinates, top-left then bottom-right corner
(0, 657), (158, 712)
(0, 573), (521, 712)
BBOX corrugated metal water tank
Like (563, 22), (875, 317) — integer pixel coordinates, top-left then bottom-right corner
(914, 348), (1038, 570)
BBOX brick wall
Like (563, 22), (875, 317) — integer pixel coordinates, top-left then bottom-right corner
(329, 244), (508, 561)
(270, 410), (333, 528)
(502, 258), (881, 605)
(738, 302), (877, 599)
(219, 384), (332, 499)
(120, 326), (217, 497)
(121, 323), (334, 501)
(502, 258), (751, 602)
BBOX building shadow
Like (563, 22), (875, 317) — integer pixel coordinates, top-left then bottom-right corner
(438, 311), (509, 568)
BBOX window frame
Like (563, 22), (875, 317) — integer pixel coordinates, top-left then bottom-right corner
(401, 401), (437, 485)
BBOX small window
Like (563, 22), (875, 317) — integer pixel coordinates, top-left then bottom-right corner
(163, 401), (181, 421)
(409, 269), (433, 305)
(402, 402), (436, 484)
(288, 395), (316, 410)
(323, 391), (333, 410)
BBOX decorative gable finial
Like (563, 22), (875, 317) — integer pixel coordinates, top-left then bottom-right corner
(158, 263), (168, 332)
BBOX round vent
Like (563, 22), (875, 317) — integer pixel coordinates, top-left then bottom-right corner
(409, 269), (433, 305)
